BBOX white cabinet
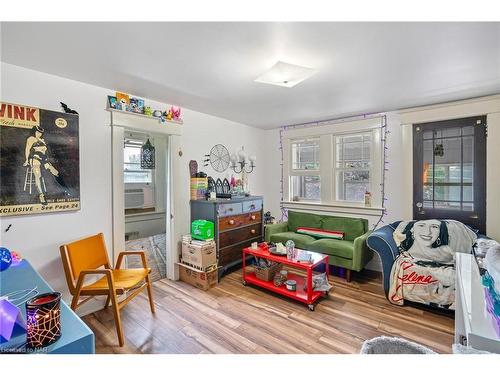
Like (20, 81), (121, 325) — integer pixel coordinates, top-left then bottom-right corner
(455, 253), (500, 353)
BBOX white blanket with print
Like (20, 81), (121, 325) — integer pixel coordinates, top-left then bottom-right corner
(389, 219), (477, 309)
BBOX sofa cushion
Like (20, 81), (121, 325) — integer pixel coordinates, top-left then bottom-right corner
(288, 211), (322, 232)
(269, 232), (316, 249)
(321, 216), (367, 241)
(297, 227), (345, 240)
(308, 238), (355, 259)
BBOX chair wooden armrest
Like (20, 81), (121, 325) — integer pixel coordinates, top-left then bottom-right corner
(75, 269), (115, 292)
(115, 251), (149, 269)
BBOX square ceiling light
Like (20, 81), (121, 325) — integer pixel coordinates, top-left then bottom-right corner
(254, 61), (317, 88)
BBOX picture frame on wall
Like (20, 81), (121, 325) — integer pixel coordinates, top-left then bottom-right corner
(0, 101), (81, 217)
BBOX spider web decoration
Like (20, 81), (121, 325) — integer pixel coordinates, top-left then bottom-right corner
(209, 144), (230, 172)
(26, 293), (62, 348)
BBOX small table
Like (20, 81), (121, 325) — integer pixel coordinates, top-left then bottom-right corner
(242, 246), (329, 311)
(0, 260), (95, 354)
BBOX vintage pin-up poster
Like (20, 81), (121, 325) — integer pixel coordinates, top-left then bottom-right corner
(0, 102), (80, 216)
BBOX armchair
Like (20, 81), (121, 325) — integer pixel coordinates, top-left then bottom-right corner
(60, 233), (155, 346)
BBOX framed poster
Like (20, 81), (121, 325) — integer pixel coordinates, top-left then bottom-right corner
(0, 102), (80, 216)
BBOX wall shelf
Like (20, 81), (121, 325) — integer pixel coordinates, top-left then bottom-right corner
(107, 108), (183, 136)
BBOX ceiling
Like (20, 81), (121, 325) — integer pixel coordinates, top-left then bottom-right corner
(1, 22), (499, 129)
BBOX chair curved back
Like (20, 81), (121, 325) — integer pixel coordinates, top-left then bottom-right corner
(60, 233), (111, 293)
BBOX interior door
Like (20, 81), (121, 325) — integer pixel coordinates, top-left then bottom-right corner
(413, 116), (486, 233)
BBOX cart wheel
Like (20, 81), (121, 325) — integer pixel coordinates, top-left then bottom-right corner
(242, 280), (247, 286)
(308, 304), (315, 311)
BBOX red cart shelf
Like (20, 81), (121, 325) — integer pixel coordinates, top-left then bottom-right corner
(242, 246), (329, 310)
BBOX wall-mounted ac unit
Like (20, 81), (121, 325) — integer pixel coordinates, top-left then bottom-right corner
(125, 186), (154, 209)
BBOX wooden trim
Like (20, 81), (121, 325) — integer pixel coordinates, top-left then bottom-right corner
(281, 201), (385, 217)
(399, 95), (500, 125)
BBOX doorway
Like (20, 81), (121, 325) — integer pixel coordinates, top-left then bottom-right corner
(123, 131), (168, 281)
(413, 116), (487, 233)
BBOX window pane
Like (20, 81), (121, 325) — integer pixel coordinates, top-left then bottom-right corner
(435, 201), (461, 210)
(423, 140), (433, 201)
(336, 170), (369, 202)
(124, 171), (152, 183)
(124, 146), (141, 164)
(124, 143), (153, 183)
(290, 175), (320, 201)
(292, 140), (319, 170)
(336, 133), (371, 168)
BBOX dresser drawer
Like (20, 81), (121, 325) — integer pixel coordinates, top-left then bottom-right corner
(219, 240), (255, 267)
(219, 223), (262, 249)
(218, 202), (242, 217)
(242, 199), (262, 213)
(218, 211), (262, 232)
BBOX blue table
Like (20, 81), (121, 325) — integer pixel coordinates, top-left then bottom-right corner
(0, 260), (95, 354)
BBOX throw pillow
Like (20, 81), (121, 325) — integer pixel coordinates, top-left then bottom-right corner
(296, 227), (344, 240)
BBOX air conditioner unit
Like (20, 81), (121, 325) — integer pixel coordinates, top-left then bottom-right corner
(125, 186), (154, 209)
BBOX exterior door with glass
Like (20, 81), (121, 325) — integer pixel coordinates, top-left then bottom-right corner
(413, 116), (486, 233)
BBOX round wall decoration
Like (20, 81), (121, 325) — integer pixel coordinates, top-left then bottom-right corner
(209, 144), (230, 172)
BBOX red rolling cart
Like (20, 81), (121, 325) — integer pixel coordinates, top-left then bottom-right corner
(242, 245), (329, 311)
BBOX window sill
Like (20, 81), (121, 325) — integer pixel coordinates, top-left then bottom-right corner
(281, 201), (385, 216)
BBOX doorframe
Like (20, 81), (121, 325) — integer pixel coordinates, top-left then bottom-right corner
(398, 94), (500, 238)
(109, 110), (181, 280)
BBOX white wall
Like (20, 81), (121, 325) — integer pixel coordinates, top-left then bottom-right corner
(0, 63), (266, 312)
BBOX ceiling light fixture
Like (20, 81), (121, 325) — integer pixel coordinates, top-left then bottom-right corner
(254, 61), (317, 88)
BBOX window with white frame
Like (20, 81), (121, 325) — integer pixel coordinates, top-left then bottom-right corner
(334, 133), (372, 202)
(284, 117), (382, 207)
(123, 136), (156, 210)
(289, 138), (321, 201)
(124, 138), (154, 184)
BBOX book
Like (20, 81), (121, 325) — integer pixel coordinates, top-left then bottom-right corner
(296, 252), (313, 263)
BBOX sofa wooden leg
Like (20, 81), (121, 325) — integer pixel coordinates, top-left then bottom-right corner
(346, 269), (352, 282)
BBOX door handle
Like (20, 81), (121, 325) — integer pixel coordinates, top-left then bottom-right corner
(470, 214), (479, 219)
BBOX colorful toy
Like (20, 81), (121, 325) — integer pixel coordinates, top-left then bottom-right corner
(144, 106), (153, 116)
(10, 251), (22, 266)
(165, 106), (182, 121)
(171, 106), (181, 120)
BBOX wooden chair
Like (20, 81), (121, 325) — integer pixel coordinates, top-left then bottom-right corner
(60, 233), (155, 346)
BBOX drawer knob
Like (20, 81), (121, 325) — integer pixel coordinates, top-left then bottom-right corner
(250, 229), (256, 234)
(250, 215), (256, 220)
(229, 219), (235, 225)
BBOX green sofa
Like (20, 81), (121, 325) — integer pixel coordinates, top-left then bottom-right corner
(265, 211), (373, 281)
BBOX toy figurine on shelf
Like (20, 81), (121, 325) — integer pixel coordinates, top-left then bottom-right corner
(171, 106), (181, 120)
(144, 106), (153, 116)
(165, 106), (182, 122)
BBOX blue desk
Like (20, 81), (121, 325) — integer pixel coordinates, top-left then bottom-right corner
(0, 260), (95, 354)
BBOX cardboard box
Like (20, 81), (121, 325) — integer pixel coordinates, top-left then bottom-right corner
(177, 262), (218, 290)
(181, 240), (216, 270)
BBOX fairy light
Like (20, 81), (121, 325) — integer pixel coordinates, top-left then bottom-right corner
(278, 112), (389, 226)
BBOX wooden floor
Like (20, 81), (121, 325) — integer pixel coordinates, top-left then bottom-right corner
(82, 269), (455, 354)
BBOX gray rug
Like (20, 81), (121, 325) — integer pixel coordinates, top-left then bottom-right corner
(360, 336), (436, 354)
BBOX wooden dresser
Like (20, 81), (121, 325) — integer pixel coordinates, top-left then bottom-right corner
(190, 196), (264, 277)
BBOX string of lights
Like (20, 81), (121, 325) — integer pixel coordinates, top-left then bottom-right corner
(278, 112), (389, 227)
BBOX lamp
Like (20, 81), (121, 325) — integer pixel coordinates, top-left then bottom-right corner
(254, 61), (317, 88)
(140, 138), (155, 169)
(230, 148), (256, 174)
(26, 292), (62, 348)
